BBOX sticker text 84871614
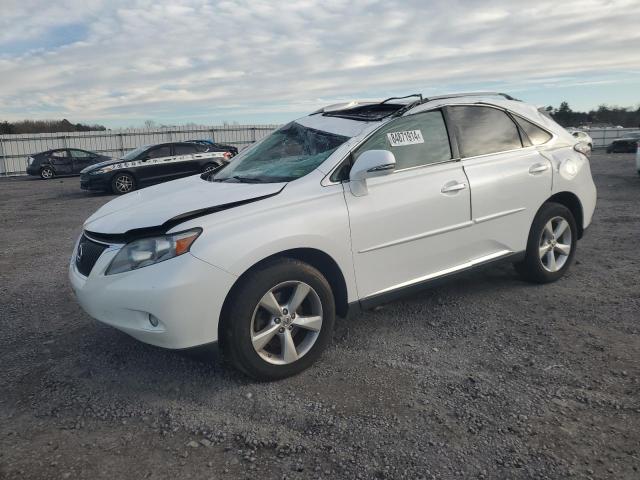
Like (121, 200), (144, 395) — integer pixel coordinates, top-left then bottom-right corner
(387, 130), (424, 147)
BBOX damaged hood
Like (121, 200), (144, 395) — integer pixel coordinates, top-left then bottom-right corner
(84, 174), (285, 235)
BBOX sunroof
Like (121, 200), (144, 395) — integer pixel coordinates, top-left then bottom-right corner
(320, 94), (424, 121)
(322, 103), (406, 121)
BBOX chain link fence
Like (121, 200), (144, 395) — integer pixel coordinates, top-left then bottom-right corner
(0, 125), (280, 175)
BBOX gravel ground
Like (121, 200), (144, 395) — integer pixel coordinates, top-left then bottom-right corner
(1, 152), (639, 480)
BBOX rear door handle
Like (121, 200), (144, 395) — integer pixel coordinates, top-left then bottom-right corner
(441, 181), (467, 194)
(529, 163), (549, 174)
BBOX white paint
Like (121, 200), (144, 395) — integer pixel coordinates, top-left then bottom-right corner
(70, 95), (598, 353)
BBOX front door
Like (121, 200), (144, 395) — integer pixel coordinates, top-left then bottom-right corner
(49, 149), (73, 174)
(343, 110), (472, 300)
(139, 144), (173, 183)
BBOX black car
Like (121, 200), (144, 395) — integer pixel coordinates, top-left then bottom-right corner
(80, 142), (233, 194)
(606, 134), (640, 153)
(26, 148), (111, 179)
(186, 139), (239, 156)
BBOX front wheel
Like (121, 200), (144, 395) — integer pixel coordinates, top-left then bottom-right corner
(111, 173), (135, 195)
(515, 202), (577, 283)
(220, 259), (335, 380)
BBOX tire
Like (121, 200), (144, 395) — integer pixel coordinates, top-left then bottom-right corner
(40, 166), (54, 179)
(111, 173), (135, 195)
(514, 202), (578, 284)
(220, 258), (335, 381)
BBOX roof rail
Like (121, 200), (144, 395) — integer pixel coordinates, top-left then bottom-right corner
(423, 92), (519, 102)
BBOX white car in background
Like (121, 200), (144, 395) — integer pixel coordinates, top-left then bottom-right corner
(69, 92), (597, 380)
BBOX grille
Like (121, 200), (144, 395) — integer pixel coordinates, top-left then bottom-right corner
(75, 235), (108, 277)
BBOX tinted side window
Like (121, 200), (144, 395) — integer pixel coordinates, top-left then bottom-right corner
(69, 149), (91, 158)
(448, 106), (522, 157)
(513, 116), (552, 145)
(51, 150), (68, 158)
(354, 110), (451, 170)
(146, 146), (171, 159)
(174, 144), (198, 155)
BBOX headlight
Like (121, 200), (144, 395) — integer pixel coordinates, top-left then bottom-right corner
(106, 228), (202, 275)
(28, 156), (34, 165)
(90, 165), (115, 174)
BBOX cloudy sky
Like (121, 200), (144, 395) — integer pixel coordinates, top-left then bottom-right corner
(1, 0), (639, 127)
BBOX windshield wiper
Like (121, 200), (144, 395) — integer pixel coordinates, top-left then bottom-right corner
(213, 175), (266, 183)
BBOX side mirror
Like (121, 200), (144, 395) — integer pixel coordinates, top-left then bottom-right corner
(349, 150), (396, 196)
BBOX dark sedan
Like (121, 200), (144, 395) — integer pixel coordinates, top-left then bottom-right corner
(26, 148), (111, 179)
(606, 134), (640, 153)
(80, 141), (233, 194)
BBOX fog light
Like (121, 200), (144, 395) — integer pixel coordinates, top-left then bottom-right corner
(149, 314), (159, 327)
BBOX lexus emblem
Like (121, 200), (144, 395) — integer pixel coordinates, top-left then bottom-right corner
(76, 243), (84, 263)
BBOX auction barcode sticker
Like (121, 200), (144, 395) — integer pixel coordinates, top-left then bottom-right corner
(387, 130), (424, 147)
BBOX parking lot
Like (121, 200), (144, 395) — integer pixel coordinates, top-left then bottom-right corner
(0, 152), (638, 479)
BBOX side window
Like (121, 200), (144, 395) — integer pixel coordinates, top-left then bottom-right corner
(51, 150), (68, 158)
(448, 106), (522, 157)
(146, 145), (171, 159)
(513, 116), (553, 146)
(69, 149), (91, 158)
(354, 110), (452, 170)
(174, 144), (198, 155)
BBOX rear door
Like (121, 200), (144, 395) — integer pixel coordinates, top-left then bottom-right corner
(447, 105), (553, 257)
(48, 149), (73, 174)
(69, 149), (96, 173)
(172, 143), (203, 176)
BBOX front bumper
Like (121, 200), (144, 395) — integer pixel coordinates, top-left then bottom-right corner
(26, 165), (39, 176)
(69, 242), (238, 349)
(80, 173), (111, 191)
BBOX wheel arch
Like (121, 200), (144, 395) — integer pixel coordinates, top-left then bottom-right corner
(546, 191), (584, 239)
(219, 247), (349, 341)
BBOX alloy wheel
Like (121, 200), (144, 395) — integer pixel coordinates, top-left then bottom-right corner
(41, 168), (53, 179)
(250, 281), (323, 365)
(114, 175), (134, 193)
(538, 216), (572, 272)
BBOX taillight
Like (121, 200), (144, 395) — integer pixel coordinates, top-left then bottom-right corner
(223, 151), (232, 160)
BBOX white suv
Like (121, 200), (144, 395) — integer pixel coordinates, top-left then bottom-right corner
(69, 92), (597, 380)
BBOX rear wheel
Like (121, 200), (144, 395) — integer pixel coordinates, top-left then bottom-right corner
(40, 166), (54, 179)
(515, 202), (577, 283)
(220, 259), (335, 380)
(111, 173), (135, 194)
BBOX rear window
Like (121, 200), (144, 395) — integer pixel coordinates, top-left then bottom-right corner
(513, 116), (552, 146)
(448, 106), (522, 157)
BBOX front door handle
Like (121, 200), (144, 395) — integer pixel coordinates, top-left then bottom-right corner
(441, 181), (467, 194)
(529, 163), (549, 174)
